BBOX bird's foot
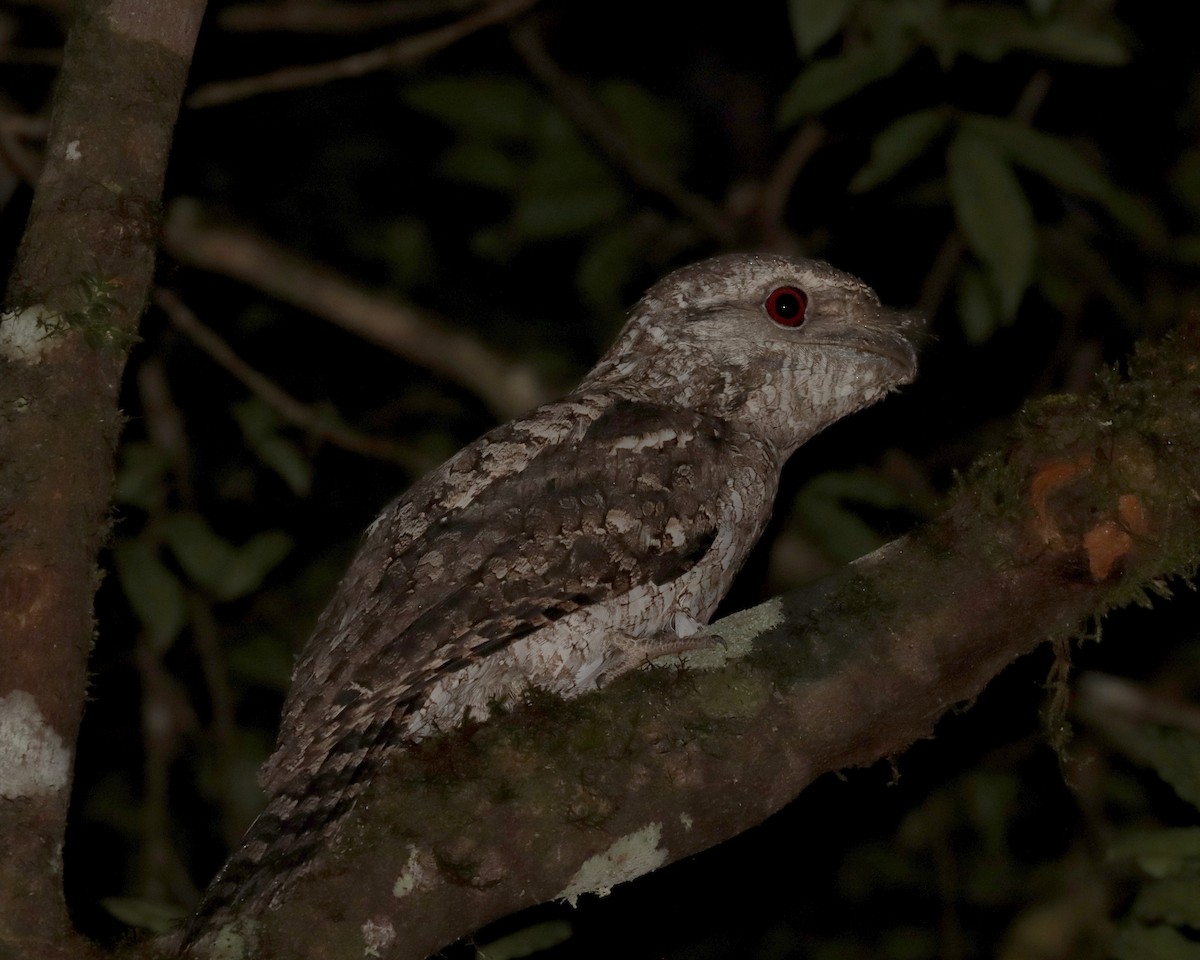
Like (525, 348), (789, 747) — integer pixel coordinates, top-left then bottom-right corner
(605, 614), (724, 677)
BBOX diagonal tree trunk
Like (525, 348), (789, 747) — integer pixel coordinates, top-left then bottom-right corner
(184, 322), (1200, 959)
(0, 3), (206, 957)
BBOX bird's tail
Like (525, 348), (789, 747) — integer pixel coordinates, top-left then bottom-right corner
(178, 781), (363, 953)
(178, 723), (394, 955)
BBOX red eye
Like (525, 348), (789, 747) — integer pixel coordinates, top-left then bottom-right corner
(765, 286), (808, 327)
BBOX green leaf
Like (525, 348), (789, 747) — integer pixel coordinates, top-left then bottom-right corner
(1025, 0), (1056, 18)
(100, 897), (187, 934)
(946, 133), (1036, 318)
(510, 111), (624, 239)
(216, 531), (293, 602)
(115, 441), (171, 510)
(1102, 190), (1168, 245)
(1035, 269), (1084, 315)
(412, 76), (688, 252)
(439, 140), (524, 191)
(192, 730), (270, 826)
(506, 83), (685, 240)
(956, 265), (1000, 344)
(787, 0), (858, 57)
(963, 770), (1020, 857)
(1111, 923), (1200, 960)
(161, 514), (291, 602)
(944, 7), (1128, 65)
(225, 633), (295, 692)
(1131, 727), (1200, 811)
(1018, 19), (1129, 64)
(161, 514), (236, 594)
(1132, 876), (1200, 928)
(794, 470), (909, 562)
(879, 927), (939, 960)
(961, 115), (1113, 199)
(599, 82), (688, 173)
(576, 228), (639, 318)
(470, 224), (515, 263)
(963, 116), (1167, 242)
(850, 109), (947, 192)
(476, 921), (572, 960)
(777, 40), (913, 123)
(112, 540), (187, 649)
(355, 216), (434, 289)
(1171, 236), (1200, 264)
(1172, 146), (1200, 215)
(511, 183), (625, 240)
(798, 501), (883, 562)
(402, 77), (539, 142)
(232, 399), (312, 497)
(1108, 828), (1200, 878)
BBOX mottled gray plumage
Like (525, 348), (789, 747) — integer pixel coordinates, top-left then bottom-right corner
(184, 253), (920, 947)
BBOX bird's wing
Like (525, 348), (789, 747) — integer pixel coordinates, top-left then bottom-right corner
(261, 393), (756, 794)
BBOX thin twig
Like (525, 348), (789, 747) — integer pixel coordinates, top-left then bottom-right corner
(0, 112), (50, 137)
(509, 18), (739, 246)
(1, 0), (69, 12)
(916, 233), (965, 320)
(188, 0), (538, 108)
(134, 641), (201, 904)
(0, 100), (45, 185)
(137, 356), (195, 502)
(1077, 672), (1200, 739)
(132, 357), (209, 899)
(219, 0), (483, 34)
(0, 129), (41, 184)
(756, 121), (827, 247)
(1011, 68), (1053, 126)
(0, 47), (63, 66)
(161, 201), (552, 418)
(153, 288), (432, 473)
(186, 592), (251, 849)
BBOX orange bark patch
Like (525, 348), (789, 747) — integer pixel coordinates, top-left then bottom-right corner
(1030, 454), (1093, 546)
(1083, 521), (1133, 580)
(1118, 493), (1149, 535)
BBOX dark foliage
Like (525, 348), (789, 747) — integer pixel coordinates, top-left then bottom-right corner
(4, 0), (1200, 956)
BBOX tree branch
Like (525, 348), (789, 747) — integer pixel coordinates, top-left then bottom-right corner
(160, 201), (554, 418)
(187, 0), (538, 109)
(184, 320), (1200, 959)
(217, 0), (484, 34)
(0, 1), (206, 955)
(754, 121), (827, 249)
(509, 18), (739, 246)
(153, 288), (432, 471)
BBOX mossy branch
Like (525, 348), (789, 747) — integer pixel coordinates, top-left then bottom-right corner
(187, 322), (1200, 959)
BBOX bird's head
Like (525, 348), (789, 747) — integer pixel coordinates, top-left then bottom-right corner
(580, 253), (923, 458)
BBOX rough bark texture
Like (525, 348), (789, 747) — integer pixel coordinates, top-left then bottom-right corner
(187, 322), (1200, 960)
(0, 2), (205, 956)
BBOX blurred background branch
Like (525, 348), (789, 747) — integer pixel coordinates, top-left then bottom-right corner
(3, 0), (1200, 957)
(187, 0), (539, 107)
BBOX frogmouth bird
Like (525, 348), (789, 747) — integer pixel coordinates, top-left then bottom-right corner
(183, 252), (922, 950)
